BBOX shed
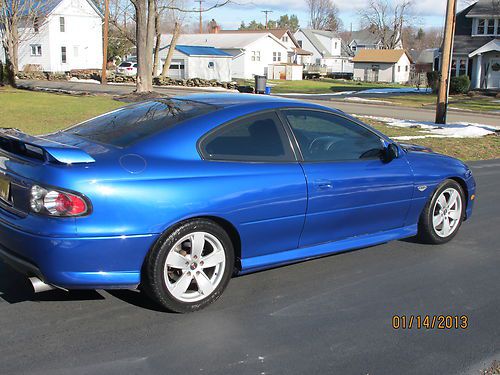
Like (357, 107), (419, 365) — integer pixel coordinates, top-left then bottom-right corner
(158, 45), (233, 82)
(352, 49), (412, 83)
(267, 63), (303, 80)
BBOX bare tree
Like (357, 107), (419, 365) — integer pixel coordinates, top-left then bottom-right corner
(0, 0), (48, 86)
(307, 0), (342, 31)
(129, 0), (230, 93)
(359, 0), (413, 49)
(160, 21), (180, 79)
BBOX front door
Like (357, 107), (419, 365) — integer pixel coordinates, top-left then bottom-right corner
(282, 109), (414, 247)
(487, 58), (500, 89)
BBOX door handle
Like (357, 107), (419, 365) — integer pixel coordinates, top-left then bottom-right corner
(314, 179), (334, 190)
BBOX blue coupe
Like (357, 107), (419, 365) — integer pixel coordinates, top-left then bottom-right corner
(0, 94), (476, 312)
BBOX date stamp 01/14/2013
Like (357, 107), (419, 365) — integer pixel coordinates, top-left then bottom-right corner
(392, 315), (469, 330)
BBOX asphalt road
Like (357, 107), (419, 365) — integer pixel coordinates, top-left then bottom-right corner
(0, 159), (499, 375)
(18, 80), (500, 127)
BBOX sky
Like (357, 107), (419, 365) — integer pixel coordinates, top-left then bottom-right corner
(183, 0), (472, 32)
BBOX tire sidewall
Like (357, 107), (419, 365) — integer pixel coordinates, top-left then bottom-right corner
(145, 219), (234, 313)
(424, 180), (465, 244)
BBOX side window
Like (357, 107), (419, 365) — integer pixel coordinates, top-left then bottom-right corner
(200, 112), (294, 162)
(284, 110), (383, 162)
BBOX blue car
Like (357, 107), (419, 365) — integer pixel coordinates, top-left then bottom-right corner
(0, 94), (476, 312)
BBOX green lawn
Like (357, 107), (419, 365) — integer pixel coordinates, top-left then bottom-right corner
(362, 117), (500, 161)
(383, 94), (500, 113)
(236, 78), (405, 94)
(0, 87), (125, 135)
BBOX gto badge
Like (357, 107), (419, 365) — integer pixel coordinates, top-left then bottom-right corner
(417, 185), (428, 192)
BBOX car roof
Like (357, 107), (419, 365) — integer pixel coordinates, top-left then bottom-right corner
(174, 93), (317, 109)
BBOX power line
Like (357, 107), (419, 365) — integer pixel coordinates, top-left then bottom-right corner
(196, 0), (204, 33)
(261, 10), (273, 29)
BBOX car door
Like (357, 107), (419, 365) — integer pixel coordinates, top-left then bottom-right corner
(281, 108), (414, 247)
(198, 110), (307, 262)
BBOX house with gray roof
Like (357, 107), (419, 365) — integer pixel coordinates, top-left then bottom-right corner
(294, 29), (354, 74)
(347, 28), (403, 55)
(447, 0), (500, 89)
(0, 0), (103, 72)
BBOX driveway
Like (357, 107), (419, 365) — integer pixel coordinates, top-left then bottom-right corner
(18, 80), (500, 127)
(0, 159), (499, 375)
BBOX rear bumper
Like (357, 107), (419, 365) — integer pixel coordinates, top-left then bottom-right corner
(0, 217), (159, 289)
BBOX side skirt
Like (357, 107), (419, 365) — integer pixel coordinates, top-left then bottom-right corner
(240, 224), (418, 274)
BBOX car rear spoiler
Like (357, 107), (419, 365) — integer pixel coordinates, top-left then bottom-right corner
(0, 128), (95, 164)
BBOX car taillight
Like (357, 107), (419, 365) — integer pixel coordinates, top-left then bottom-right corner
(30, 185), (90, 217)
(126, 68), (133, 70)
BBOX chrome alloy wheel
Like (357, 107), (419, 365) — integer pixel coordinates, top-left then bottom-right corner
(164, 232), (226, 303)
(432, 187), (463, 238)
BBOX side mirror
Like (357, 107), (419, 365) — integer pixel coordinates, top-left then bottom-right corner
(383, 143), (399, 163)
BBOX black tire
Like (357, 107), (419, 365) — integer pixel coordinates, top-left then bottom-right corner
(417, 179), (465, 244)
(142, 219), (234, 313)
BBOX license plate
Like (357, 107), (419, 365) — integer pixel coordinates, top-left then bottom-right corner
(0, 175), (10, 202)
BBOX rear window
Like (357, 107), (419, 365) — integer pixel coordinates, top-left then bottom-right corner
(64, 99), (217, 147)
(119, 62), (132, 67)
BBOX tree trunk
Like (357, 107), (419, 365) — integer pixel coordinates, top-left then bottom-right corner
(133, 0), (155, 93)
(161, 22), (180, 79)
(152, 14), (161, 77)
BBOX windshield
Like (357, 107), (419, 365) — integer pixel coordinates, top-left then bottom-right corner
(119, 62), (132, 67)
(64, 99), (218, 147)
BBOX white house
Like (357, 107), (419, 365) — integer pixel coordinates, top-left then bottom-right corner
(157, 45), (232, 81)
(352, 49), (412, 83)
(294, 29), (353, 74)
(160, 33), (290, 79)
(219, 29), (313, 65)
(0, 0), (103, 72)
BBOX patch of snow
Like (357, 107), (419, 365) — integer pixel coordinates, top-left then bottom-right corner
(357, 87), (432, 94)
(278, 91), (356, 96)
(344, 97), (393, 104)
(69, 77), (100, 84)
(361, 115), (499, 138)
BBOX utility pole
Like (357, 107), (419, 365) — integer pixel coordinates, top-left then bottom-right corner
(435, 0), (457, 124)
(101, 0), (109, 85)
(261, 10), (273, 29)
(197, 0), (204, 34)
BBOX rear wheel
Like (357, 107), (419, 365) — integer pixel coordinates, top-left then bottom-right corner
(417, 179), (465, 244)
(143, 219), (234, 313)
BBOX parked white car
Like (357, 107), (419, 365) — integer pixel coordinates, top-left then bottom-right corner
(115, 61), (138, 77)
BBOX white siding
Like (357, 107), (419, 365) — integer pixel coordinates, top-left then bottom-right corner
(47, 0), (102, 72)
(294, 30), (322, 64)
(238, 37), (289, 79)
(8, 0), (102, 72)
(353, 54), (410, 83)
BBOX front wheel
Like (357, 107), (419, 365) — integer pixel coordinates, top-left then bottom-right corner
(417, 179), (465, 244)
(143, 219), (234, 313)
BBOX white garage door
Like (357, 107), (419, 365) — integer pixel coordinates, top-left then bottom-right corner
(168, 60), (185, 79)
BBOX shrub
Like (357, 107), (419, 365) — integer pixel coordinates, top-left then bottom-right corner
(450, 75), (470, 94)
(426, 71), (440, 93)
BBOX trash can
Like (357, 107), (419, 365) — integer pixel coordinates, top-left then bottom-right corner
(254, 75), (267, 94)
(265, 86), (271, 95)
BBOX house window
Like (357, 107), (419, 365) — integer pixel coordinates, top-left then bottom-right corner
(208, 61), (215, 69)
(273, 52), (282, 62)
(251, 51), (261, 62)
(459, 59), (467, 76)
(61, 46), (67, 63)
(282, 36), (288, 42)
(60, 17), (65, 32)
(297, 40), (302, 47)
(405, 65), (408, 72)
(351, 45), (357, 51)
(477, 19), (485, 34)
(30, 45), (42, 56)
(334, 42), (338, 49)
(398, 66), (401, 72)
(34, 17), (39, 33)
(487, 19), (495, 35)
(451, 59), (457, 77)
